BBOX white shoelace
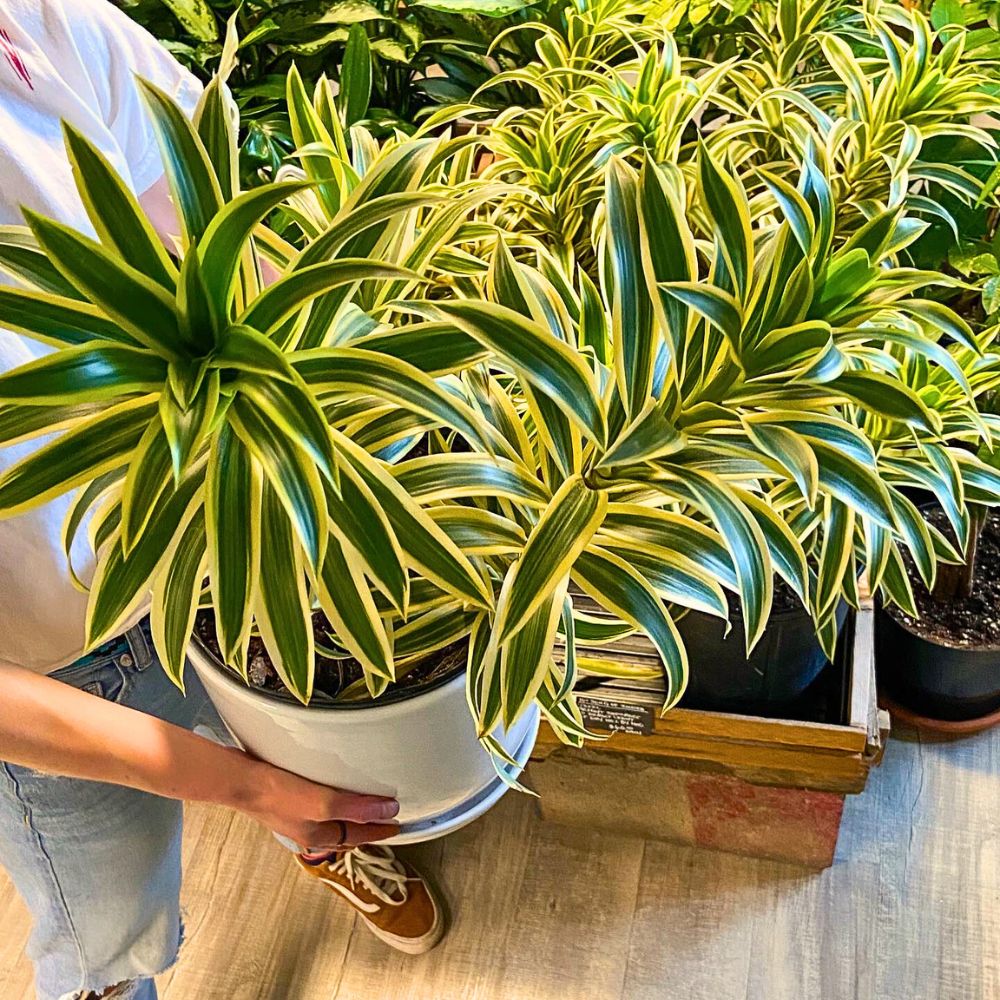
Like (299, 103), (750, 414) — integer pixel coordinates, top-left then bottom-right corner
(333, 846), (409, 906)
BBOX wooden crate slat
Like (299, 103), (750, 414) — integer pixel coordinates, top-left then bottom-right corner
(533, 726), (870, 793)
(639, 706), (868, 753)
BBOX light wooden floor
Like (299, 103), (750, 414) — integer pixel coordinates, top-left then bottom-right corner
(1, 722), (998, 1000)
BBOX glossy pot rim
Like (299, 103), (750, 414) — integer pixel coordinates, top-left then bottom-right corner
(188, 634), (468, 716)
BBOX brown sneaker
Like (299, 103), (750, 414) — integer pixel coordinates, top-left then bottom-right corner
(295, 845), (445, 954)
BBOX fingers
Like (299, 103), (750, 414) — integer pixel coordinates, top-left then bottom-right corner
(320, 789), (399, 825)
(309, 819), (400, 851)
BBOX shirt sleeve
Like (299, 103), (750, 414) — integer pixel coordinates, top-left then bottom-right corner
(57, 0), (204, 194)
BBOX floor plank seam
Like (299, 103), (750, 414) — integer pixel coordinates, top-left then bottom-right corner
(329, 915), (359, 1000)
(619, 838), (648, 1000)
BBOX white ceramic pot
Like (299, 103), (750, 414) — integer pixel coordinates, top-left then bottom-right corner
(188, 639), (538, 843)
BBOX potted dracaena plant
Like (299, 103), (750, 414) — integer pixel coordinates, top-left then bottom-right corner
(270, 64), (821, 732)
(0, 61), (548, 841)
(247, 64), (730, 744)
(709, 0), (1000, 729)
(874, 357), (1000, 733)
(0, 41), (788, 836)
(446, 146), (1000, 716)
(448, 0), (1000, 712)
(284, 0), (1000, 722)
(873, 209), (1000, 732)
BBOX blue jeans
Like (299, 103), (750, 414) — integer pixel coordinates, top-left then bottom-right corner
(0, 622), (221, 1000)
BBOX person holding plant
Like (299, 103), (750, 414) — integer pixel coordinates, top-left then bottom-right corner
(0, 3), (445, 997)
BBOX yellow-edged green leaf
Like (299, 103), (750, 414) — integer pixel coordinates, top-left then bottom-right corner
(829, 370), (939, 432)
(500, 573), (568, 727)
(137, 77), (224, 245)
(0, 397), (155, 515)
(198, 180), (313, 314)
(159, 368), (219, 481)
(121, 421), (173, 553)
(573, 546), (688, 709)
(699, 142), (753, 300)
(229, 396), (328, 570)
(0, 342), (165, 403)
(606, 157), (657, 417)
(316, 534), (394, 682)
(602, 503), (739, 591)
(428, 506), (526, 555)
(658, 468), (772, 651)
(237, 371), (338, 485)
(0, 286), (134, 348)
(23, 210), (183, 357)
(742, 417), (819, 507)
(334, 430), (493, 608)
(151, 509), (207, 690)
(352, 322), (488, 375)
(86, 468), (202, 645)
(424, 299), (607, 446)
(294, 347), (492, 450)
(240, 260), (418, 336)
(593, 535), (729, 619)
(323, 460), (408, 613)
(393, 453), (549, 506)
(497, 474), (607, 642)
(62, 123), (176, 289)
(255, 482), (314, 703)
(395, 603), (478, 662)
(815, 497), (855, 621)
(206, 422), (260, 663)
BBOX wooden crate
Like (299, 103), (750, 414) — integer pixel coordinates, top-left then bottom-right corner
(527, 599), (890, 868)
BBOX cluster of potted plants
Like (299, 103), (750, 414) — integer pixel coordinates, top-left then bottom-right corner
(2, 0), (1000, 839)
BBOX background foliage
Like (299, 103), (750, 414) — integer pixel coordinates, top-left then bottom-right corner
(113, 0), (545, 183)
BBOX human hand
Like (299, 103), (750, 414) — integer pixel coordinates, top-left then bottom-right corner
(230, 753), (399, 850)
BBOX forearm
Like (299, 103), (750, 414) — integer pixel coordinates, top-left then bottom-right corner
(0, 661), (260, 808)
(0, 660), (399, 848)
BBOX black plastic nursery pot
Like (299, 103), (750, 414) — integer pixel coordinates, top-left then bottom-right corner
(876, 606), (1000, 731)
(874, 506), (1000, 734)
(676, 591), (847, 714)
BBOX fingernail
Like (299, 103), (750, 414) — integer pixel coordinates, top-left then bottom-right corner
(374, 800), (400, 819)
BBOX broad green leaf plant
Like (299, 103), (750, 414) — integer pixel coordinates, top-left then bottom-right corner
(112, 0), (543, 182)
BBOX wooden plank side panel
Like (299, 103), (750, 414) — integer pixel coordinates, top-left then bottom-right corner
(637, 706), (867, 752)
(532, 734), (870, 794)
(849, 598), (878, 739)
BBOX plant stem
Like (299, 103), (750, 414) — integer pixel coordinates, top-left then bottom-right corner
(932, 504), (986, 602)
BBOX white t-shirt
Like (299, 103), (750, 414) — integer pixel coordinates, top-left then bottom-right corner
(0, 0), (202, 673)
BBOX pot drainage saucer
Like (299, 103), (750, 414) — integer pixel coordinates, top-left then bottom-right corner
(879, 692), (1000, 739)
(385, 710), (540, 846)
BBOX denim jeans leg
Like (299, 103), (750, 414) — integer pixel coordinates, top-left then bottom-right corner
(0, 622), (215, 1000)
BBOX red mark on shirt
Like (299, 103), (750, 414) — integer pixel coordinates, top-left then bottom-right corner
(0, 27), (33, 90)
